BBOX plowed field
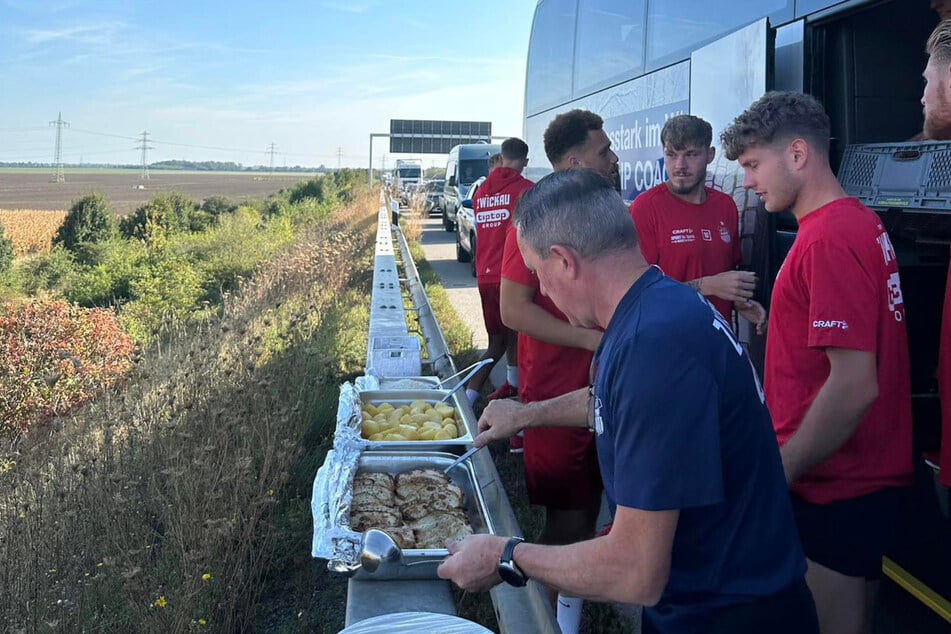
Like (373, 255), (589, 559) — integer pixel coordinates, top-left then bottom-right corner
(0, 169), (320, 215)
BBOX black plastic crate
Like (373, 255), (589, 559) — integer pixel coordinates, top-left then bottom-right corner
(839, 142), (951, 244)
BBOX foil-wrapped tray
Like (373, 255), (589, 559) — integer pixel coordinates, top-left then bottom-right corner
(350, 451), (495, 580)
(312, 449), (495, 580)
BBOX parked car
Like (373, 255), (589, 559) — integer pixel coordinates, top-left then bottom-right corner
(411, 179), (445, 216)
(443, 143), (499, 232)
(455, 177), (485, 277)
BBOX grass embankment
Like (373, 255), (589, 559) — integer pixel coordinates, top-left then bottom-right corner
(0, 193), (378, 632)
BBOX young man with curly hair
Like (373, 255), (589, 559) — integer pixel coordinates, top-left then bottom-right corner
(721, 91), (913, 634)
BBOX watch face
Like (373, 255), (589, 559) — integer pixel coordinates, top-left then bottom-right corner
(498, 562), (527, 587)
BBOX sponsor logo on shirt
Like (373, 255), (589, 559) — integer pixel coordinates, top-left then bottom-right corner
(887, 271), (904, 322)
(475, 208), (511, 226)
(670, 228), (695, 244)
(701, 229), (712, 241)
(812, 320), (849, 330)
(719, 222), (732, 244)
(476, 193), (511, 209)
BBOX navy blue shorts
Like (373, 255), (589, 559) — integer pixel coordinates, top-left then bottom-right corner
(791, 487), (905, 579)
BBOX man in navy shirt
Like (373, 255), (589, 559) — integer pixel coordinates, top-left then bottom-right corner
(437, 169), (817, 634)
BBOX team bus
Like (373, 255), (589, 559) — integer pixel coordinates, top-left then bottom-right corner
(524, 0), (949, 627)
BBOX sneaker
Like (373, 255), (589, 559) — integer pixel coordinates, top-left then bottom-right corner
(487, 382), (518, 400)
(509, 432), (524, 454)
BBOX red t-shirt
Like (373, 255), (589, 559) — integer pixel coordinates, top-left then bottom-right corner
(939, 247), (951, 487)
(474, 168), (534, 284)
(500, 226), (592, 403)
(766, 198), (913, 504)
(629, 184), (741, 320)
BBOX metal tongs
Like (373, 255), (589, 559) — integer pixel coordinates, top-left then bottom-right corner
(436, 358), (494, 403)
(443, 445), (481, 473)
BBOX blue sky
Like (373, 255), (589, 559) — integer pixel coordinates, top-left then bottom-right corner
(0, 0), (537, 168)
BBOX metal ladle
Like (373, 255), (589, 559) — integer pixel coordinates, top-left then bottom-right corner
(359, 528), (402, 573)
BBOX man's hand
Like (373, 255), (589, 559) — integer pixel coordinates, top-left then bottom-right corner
(700, 270), (757, 302)
(475, 399), (529, 447)
(436, 534), (508, 592)
(734, 299), (767, 335)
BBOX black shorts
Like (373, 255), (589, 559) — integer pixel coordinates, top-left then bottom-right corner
(791, 487), (905, 579)
(643, 579), (819, 634)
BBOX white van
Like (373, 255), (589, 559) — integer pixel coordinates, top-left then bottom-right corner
(442, 143), (499, 232)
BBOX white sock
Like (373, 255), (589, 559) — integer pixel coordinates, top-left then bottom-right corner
(556, 594), (583, 634)
(465, 389), (480, 406)
(506, 365), (519, 387)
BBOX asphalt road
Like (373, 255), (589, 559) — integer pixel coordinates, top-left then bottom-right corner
(415, 214), (507, 389)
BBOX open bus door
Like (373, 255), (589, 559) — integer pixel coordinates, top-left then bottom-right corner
(688, 17), (773, 368)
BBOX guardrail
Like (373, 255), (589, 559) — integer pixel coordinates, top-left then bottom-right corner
(342, 198), (559, 633)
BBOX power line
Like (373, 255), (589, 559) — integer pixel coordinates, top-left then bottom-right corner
(135, 131), (154, 180)
(49, 112), (69, 183)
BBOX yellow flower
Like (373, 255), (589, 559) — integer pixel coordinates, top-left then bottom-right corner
(267, 489), (275, 496)
(199, 619), (207, 626)
(201, 573), (212, 581)
(154, 596), (167, 608)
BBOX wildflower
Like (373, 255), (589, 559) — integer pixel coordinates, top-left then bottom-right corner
(267, 489), (275, 496)
(202, 573), (212, 581)
(199, 619), (207, 626)
(154, 596), (167, 608)
(97, 562), (104, 567)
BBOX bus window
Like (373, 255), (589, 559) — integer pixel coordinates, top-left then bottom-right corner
(646, 0), (789, 68)
(795, 0), (850, 17)
(574, 0), (646, 96)
(526, 0), (577, 115)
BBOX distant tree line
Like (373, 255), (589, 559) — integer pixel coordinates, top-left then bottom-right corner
(0, 161), (334, 173)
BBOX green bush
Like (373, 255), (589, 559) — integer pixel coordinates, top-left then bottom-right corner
(65, 238), (148, 307)
(17, 246), (77, 295)
(120, 192), (199, 241)
(200, 195), (238, 218)
(53, 192), (116, 250)
(0, 224), (13, 274)
(288, 176), (335, 205)
(120, 258), (207, 343)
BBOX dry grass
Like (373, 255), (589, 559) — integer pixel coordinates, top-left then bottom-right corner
(0, 209), (68, 255)
(0, 191), (378, 632)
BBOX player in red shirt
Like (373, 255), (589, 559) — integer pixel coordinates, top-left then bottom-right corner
(921, 19), (951, 489)
(629, 115), (765, 330)
(499, 109), (613, 634)
(722, 91), (913, 634)
(463, 139), (533, 406)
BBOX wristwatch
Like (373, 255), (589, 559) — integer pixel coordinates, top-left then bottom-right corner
(497, 536), (528, 587)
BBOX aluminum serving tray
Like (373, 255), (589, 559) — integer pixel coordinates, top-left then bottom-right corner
(350, 451), (495, 580)
(358, 390), (476, 452)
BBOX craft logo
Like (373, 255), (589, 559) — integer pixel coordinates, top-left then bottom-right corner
(670, 228), (695, 244)
(812, 320), (849, 330)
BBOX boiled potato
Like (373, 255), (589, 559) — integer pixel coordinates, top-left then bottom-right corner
(417, 427), (438, 440)
(361, 400), (462, 441)
(363, 420), (380, 437)
(434, 403), (454, 417)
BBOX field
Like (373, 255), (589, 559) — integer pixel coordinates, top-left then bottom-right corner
(0, 169), (322, 215)
(0, 209), (67, 255)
